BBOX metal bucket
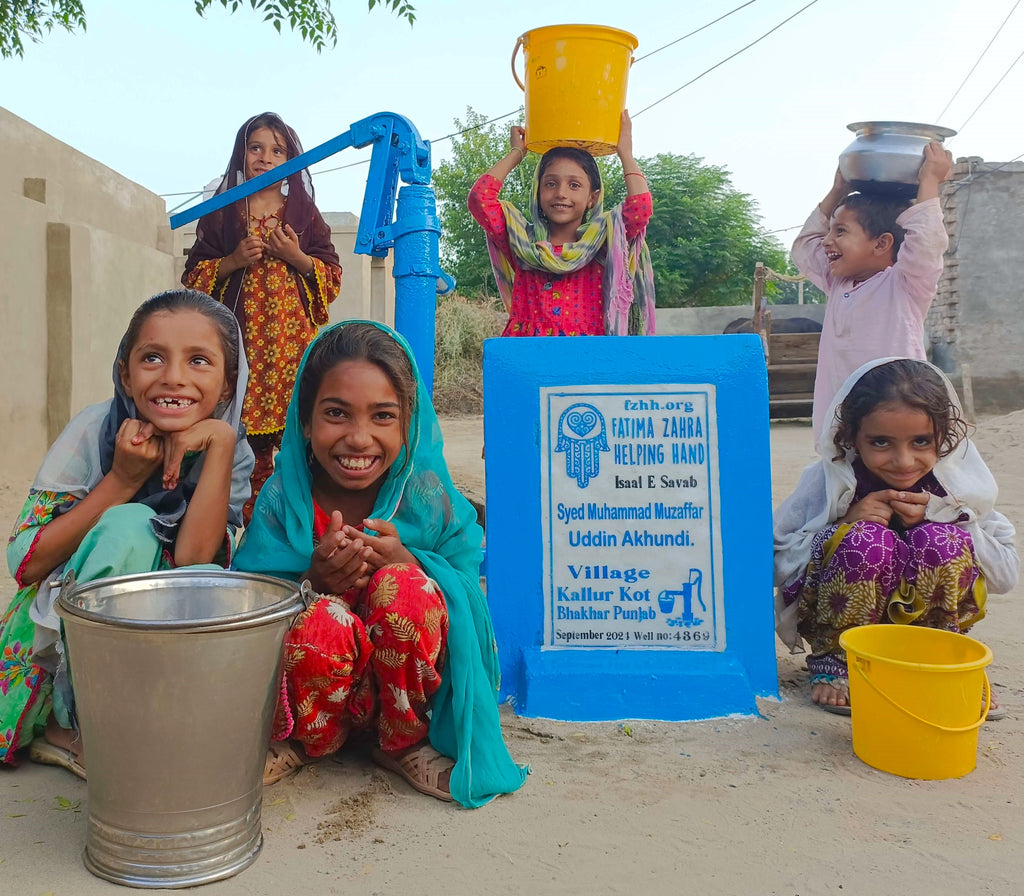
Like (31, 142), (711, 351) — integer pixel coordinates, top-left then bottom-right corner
(56, 569), (304, 888)
(839, 120), (956, 198)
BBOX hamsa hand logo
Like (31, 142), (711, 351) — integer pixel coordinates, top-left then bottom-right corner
(555, 403), (609, 488)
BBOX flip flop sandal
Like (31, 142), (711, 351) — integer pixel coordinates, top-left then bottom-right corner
(821, 703), (852, 716)
(372, 744), (454, 802)
(986, 704), (1008, 721)
(263, 741), (305, 786)
(29, 740), (87, 781)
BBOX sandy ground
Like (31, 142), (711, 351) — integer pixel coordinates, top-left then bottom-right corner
(2, 415), (1023, 895)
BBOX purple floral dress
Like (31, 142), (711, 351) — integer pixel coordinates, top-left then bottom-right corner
(781, 459), (985, 683)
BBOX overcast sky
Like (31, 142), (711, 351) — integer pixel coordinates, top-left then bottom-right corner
(2, 0), (1021, 241)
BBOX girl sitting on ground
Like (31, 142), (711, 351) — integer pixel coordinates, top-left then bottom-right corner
(774, 358), (1018, 714)
(0, 289), (253, 775)
(234, 321), (528, 807)
(469, 111), (655, 336)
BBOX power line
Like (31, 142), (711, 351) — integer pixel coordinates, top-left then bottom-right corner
(160, 109), (525, 198)
(160, 4), (819, 200)
(632, 0), (822, 118)
(937, 0), (1021, 122)
(947, 150), (1024, 192)
(634, 0), (761, 62)
(957, 44), (1024, 133)
(429, 109), (523, 146)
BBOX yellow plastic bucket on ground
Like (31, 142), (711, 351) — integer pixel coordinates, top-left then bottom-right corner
(512, 24), (637, 156)
(839, 625), (992, 780)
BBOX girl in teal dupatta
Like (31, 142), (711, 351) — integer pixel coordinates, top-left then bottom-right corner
(234, 321), (527, 807)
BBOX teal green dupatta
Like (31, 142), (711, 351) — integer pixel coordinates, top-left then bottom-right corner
(233, 321), (528, 807)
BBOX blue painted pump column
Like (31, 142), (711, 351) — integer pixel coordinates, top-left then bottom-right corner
(393, 184), (441, 395)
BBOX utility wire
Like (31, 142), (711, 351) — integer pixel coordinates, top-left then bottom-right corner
(160, 6), (800, 199)
(632, 0), (822, 118)
(634, 0), (761, 62)
(309, 109), (527, 178)
(160, 109), (525, 199)
(167, 191), (203, 212)
(947, 149), (1024, 191)
(937, 0), (1021, 122)
(957, 44), (1024, 133)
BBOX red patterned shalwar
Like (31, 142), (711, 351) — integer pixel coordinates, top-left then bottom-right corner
(272, 506), (449, 756)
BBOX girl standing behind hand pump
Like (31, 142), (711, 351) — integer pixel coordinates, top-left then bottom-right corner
(234, 321), (528, 806)
(183, 112), (342, 521)
(0, 289), (254, 776)
(469, 110), (655, 336)
(774, 358), (1018, 715)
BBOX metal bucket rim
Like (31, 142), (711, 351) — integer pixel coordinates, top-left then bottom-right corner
(56, 568), (304, 632)
(846, 120), (957, 140)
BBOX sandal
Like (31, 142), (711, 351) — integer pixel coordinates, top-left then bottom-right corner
(29, 740), (87, 781)
(810, 674), (851, 715)
(372, 743), (454, 802)
(263, 741), (305, 786)
(986, 693), (1007, 722)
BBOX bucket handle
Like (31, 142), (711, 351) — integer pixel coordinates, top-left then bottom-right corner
(511, 35), (526, 92)
(511, 33), (636, 94)
(298, 580), (317, 611)
(852, 657), (991, 734)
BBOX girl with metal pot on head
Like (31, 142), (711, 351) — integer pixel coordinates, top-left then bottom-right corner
(792, 142), (952, 445)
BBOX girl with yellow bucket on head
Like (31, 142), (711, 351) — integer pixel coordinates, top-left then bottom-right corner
(468, 111), (655, 337)
(774, 358), (1019, 717)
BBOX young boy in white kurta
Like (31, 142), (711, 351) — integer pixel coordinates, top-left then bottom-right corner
(792, 142), (953, 446)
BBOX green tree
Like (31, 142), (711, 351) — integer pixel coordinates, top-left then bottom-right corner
(432, 108), (532, 296)
(638, 153), (789, 307)
(432, 108), (790, 307)
(0, 0), (414, 59)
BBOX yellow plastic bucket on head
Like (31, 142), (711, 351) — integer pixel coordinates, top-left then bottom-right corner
(512, 24), (638, 156)
(839, 625), (992, 780)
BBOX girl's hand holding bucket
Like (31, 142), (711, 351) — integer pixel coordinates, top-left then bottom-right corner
(617, 111), (647, 197)
(483, 125), (529, 182)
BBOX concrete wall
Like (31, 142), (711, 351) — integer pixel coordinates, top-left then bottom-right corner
(929, 159), (1024, 413)
(1, 105), (394, 484)
(656, 303), (825, 336)
(1, 107), (176, 483)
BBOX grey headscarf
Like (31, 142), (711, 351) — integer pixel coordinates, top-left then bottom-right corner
(31, 289), (255, 542)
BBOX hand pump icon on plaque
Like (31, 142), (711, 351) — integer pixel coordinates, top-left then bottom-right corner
(658, 569), (705, 627)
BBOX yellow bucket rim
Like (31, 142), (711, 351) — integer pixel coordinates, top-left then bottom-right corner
(839, 625), (992, 673)
(518, 23), (639, 50)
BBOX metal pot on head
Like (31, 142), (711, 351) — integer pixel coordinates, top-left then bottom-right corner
(839, 121), (956, 198)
